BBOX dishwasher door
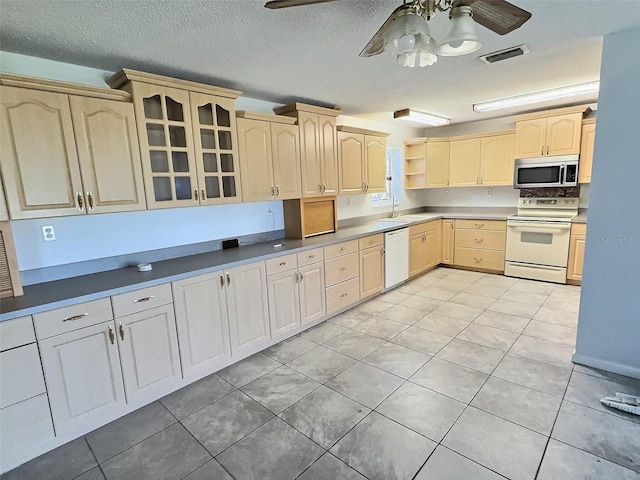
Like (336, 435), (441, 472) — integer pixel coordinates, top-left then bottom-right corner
(384, 228), (409, 289)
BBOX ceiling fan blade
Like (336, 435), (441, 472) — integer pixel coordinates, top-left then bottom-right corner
(462, 0), (532, 35)
(265, 0), (338, 9)
(359, 4), (410, 57)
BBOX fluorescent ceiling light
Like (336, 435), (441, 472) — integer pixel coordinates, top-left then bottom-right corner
(473, 81), (600, 112)
(394, 109), (450, 126)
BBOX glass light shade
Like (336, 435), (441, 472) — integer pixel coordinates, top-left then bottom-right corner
(384, 10), (432, 55)
(437, 6), (482, 56)
(397, 38), (438, 68)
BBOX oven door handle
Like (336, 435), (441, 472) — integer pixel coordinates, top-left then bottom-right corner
(507, 221), (572, 230)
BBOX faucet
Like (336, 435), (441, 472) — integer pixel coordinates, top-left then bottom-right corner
(390, 193), (399, 218)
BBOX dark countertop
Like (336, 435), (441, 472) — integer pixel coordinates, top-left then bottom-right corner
(0, 209), (515, 321)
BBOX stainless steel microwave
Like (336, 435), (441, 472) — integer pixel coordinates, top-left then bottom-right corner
(513, 155), (579, 188)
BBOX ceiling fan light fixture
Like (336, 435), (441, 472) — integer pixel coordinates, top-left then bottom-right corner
(437, 6), (482, 57)
(383, 8), (436, 66)
(394, 109), (450, 126)
(473, 81), (600, 112)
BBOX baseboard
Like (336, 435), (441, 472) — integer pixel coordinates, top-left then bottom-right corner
(572, 353), (640, 380)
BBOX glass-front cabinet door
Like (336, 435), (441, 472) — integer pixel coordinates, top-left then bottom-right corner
(189, 92), (242, 205)
(133, 84), (198, 209)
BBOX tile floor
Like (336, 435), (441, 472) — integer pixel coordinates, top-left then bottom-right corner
(4, 268), (640, 480)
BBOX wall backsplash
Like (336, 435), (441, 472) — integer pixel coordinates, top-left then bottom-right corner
(519, 186), (581, 198)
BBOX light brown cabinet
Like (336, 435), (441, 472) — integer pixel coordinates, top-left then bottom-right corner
(324, 240), (361, 315)
(403, 138), (450, 189)
(408, 220), (441, 278)
(442, 219), (455, 265)
(0, 79), (144, 219)
(237, 112), (301, 202)
(108, 69), (242, 208)
(274, 103), (340, 197)
(515, 112), (583, 158)
(425, 140), (450, 188)
(578, 120), (595, 184)
(449, 133), (514, 187)
(359, 234), (384, 298)
(337, 128), (388, 195)
(449, 138), (481, 187)
(454, 219), (506, 272)
(567, 223), (586, 284)
(403, 139), (426, 189)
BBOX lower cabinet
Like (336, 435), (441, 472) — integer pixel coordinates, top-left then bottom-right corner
(298, 262), (326, 325)
(172, 273), (232, 380)
(325, 240), (361, 315)
(39, 321), (127, 437)
(409, 220), (441, 277)
(567, 223), (587, 283)
(442, 219), (455, 265)
(359, 234), (384, 298)
(454, 219), (506, 272)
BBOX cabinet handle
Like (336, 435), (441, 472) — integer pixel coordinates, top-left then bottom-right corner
(276, 185), (280, 197)
(87, 192), (94, 210)
(271, 186), (275, 197)
(541, 146), (544, 155)
(76, 192), (84, 212)
(547, 145), (550, 155)
(339, 267), (347, 272)
(474, 238), (484, 243)
(369, 239), (375, 244)
(322, 183), (326, 193)
(108, 325), (115, 345)
(299, 272), (303, 281)
(118, 322), (125, 341)
(475, 223), (485, 228)
(219, 274), (225, 288)
(294, 272), (299, 283)
(226, 272), (231, 286)
(201, 188), (206, 202)
(340, 293), (348, 298)
(474, 257), (483, 263)
(63, 313), (88, 322)
(134, 296), (154, 303)
(318, 184), (323, 193)
(366, 182), (369, 192)
(480, 177), (483, 185)
(279, 261), (287, 266)
(422, 234), (426, 241)
(307, 254), (315, 259)
(362, 182), (366, 193)
(339, 246), (346, 251)
(193, 188), (199, 203)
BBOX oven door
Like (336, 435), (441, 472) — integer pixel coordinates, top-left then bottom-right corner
(505, 220), (572, 267)
(514, 164), (564, 188)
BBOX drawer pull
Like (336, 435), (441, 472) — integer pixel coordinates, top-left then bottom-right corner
(134, 296), (154, 303)
(76, 192), (84, 212)
(87, 192), (94, 210)
(339, 247), (346, 251)
(339, 267), (347, 272)
(369, 239), (375, 244)
(295, 272), (299, 283)
(474, 238), (484, 243)
(299, 272), (304, 281)
(279, 261), (287, 266)
(118, 322), (125, 341)
(340, 293), (348, 298)
(62, 313), (89, 322)
(307, 255), (315, 259)
(108, 325), (115, 345)
(475, 223), (485, 228)
(220, 274), (225, 288)
(474, 257), (483, 263)
(226, 273), (231, 286)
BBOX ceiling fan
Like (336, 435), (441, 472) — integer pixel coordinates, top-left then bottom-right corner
(265, 0), (532, 67)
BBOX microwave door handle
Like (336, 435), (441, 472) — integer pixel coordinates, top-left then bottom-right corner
(560, 165), (565, 184)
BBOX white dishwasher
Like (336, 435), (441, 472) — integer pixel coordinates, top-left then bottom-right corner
(384, 228), (409, 289)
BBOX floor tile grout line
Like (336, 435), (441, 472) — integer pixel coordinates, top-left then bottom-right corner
(176, 417), (235, 480)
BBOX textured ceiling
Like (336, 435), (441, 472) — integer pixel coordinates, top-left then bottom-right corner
(2, 0), (640, 126)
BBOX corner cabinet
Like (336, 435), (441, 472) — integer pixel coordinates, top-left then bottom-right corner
(108, 69), (242, 208)
(578, 120), (596, 184)
(0, 75), (145, 219)
(442, 219), (455, 265)
(337, 127), (389, 195)
(567, 223), (586, 284)
(274, 103), (341, 197)
(408, 220), (441, 278)
(236, 112), (301, 202)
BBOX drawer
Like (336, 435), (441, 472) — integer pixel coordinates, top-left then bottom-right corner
(324, 240), (358, 260)
(359, 233), (384, 250)
(0, 344), (46, 409)
(456, 219), (506, 231)
(297, 247), (324, 267)
(266, 253), (297, 275)
(326, 277), (360, 315)
(0, 316), (35, 351)
(34, 297), (113, 340)
(409, 220), (440, 236)
(112, 283), (173, 318)
(455, 229), (506, 251)
(455, 247), (505, 271)
(325, 252), (359, 287)
(571, 223), (587, 236)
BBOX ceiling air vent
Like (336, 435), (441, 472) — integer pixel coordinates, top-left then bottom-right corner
(479, 45), (529, 64)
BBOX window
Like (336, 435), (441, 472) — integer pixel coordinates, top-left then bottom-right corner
(371, 148), (402, 207)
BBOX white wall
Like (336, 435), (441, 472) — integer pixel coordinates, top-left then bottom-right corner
(420, 186), (519, 208)
(572, 26), (640, 379)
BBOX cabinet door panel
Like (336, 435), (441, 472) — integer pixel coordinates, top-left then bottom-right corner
(359, 246), (384, 298)
(173, 273), (231, 380)
(338, 132), (365, 195)
(0, 177), (8, 221)
(547, 114), (582, 155)
(237, 118), (274, 202)
(365, 135), (387, 193)
(449, 139), (481, 187)
(0, 86), (83, 219)
(39, 321), (126, 436)
(442, 220), (455, 265)
(226, 262), (270, 357)
(426, 141), (450, 188)
(409, 234), (425, 277)
(298, 112), (321, 197)
(515, 118), (547, 158)
(299, 262), (326, 325)
(578, 123), (595, 184)
(480, 134), (514, 186)
(118, 305), (182, 406)
(424, 228), (440, 270)
(70, 96), (146, 213)
(568, 235), (586, 281)
(320, 115), (338, 194)
(267, 270), (300, 338)
(271, 123), (302, 200)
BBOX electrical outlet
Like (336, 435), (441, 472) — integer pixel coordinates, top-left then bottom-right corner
(41, 225), (56, 242)
(347, 197), (352, 207)
(266, 206), (273, 214)
(487, 188), (492, 196)
(444, 190), (450, 197)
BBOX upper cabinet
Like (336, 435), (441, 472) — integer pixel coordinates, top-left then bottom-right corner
(449, 132), (514, 187)
(274, 103), (340, 197)
(403, 138), (427, 189)
(514, 106), (590, 158)
(337, 127), (389, 195)
(236, 112), (301, 202)
(578, 119), (596, 184)
(0, 75), (145, 219)
(425, 140), (450, 188)
(108, 69), (242, 208)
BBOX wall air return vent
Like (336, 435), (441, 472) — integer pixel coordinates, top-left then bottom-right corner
(479, 45), (529, 64)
